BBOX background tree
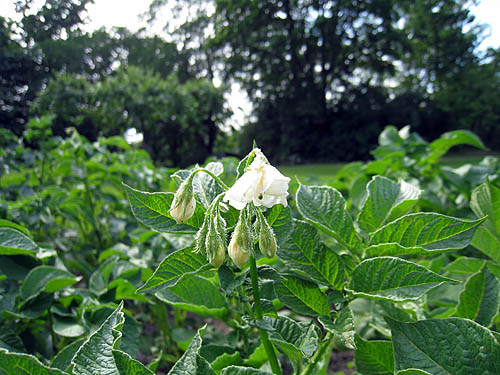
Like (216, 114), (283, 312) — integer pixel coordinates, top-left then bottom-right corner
(33, 67), (229, 166)
(0, 16), (42, 135)
(150, 0), (500, 162)
(2, 0), (230, 166)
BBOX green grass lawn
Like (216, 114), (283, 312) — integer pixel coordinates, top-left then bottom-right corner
(279, 163), (345, 182)
(279, 153), (498, 182)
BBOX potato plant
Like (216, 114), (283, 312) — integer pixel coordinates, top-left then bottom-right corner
(0, 126), (499, 375)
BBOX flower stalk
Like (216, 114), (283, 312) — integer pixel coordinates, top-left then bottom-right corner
(249, 255), (282, 375)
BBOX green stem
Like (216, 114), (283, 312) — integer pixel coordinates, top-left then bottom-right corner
(192, 168), (229, 190)
(152, 300), (178, 356)
(300, 332), (333, 375)
(249, 256), (282, 375)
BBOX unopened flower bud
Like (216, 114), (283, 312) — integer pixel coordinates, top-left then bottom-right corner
(170, 179), (196, 223)
(205, 215), (227, 268)
(228, 216), (252, 268)
(258, 218), (277, 258)
(210, 241), (226, 268)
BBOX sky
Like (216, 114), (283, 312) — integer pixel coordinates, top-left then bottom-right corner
(1, 0), (499, 127)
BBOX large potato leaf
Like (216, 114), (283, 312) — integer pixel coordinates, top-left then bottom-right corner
(274, 275), (330, 316)
(456, 266), (500, 327)
(296, 184), (362, 252)
(167, 327), (216, 375)
(387, 317), (500, 375)
(354, 336), (394, 375)
(470, 178), (500, 261)
(278, 220), (344, 289)
(0, 350), (66, 375)
(155, 275), (228, 319)
(365, 213), (485, 257)
(358, 176), (421, 233)
(0, 227), (40, 257)
(347, 257), (454, 302)
(123, 183), (204, 234)
(138, 247), (209, 293)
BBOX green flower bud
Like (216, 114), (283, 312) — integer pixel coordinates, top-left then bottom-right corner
(228, 214), (252, 268)
(205, 215), (227, 268)
(170, 178), (196, 223)
(210, 240), (226, 268)
(258, 218), (277, 258)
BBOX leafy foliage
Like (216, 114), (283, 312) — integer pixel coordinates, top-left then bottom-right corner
(1, 125), (500, 375)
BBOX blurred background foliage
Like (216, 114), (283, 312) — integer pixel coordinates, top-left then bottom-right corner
(1, 0), (500, 166)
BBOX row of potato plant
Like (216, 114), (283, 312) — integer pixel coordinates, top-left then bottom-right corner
(0, 123), (499, 374)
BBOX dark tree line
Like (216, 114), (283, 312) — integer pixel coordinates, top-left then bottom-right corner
(149, 0), (500, 163)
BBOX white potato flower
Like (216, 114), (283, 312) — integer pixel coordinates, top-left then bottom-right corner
(224, 149), (291, 210)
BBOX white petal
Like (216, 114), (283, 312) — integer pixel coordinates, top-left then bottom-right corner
(254, 194), (280, 208)
(275, 194), (288, 207)
(261, 165), (290, 195)
(224, 169), (259, 202)
(225, 197), (247, 210)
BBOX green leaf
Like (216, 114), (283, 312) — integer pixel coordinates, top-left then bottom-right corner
(488, 262), (500, 279)
(274, 275), (330, 316)
(354, 336), (394, 375)
(113, 350), (154, 375)
(358, 176), (421, 233)
(470, 179), (500, 261)
(155, 275), (228, 319)
(236, 149), (256, 179)
(0, 325), (26, 353)
(471, 226), (500, 262)
(427, 130), (486, 164)
(52, 316), (85, 338)
(6, 293), (53, 319)
(138, 247), (209, 293)
(296, 184), (362, 252)
(199, 345), (241, 371)
(193, 162), (225, 209)
(365, 213), (486, 257)
(21, 266), (80, 301)
(318, 306), (356, 349)
(0, 350), (66, 375)
(387, 317), (500, 375)
(347, 257), (454, 302)
(120, 313), (141, 358)
(167, 326), (216, 375)
(0, 227), (40, 257)
(101, 136), (131, 150)
(278, 220), (344, 289)
(50, 338), (85, 371)
(0, 220), (31, 236)
(89, 256), (119, 296)
(262, 315), (319, 366)
(266, 204), (294, 246)
(375, 300), (418, 323)
(456, 266), (500, 327)
(71, 303), (125, 375)
(218, 265), (247, 296)
(123, 183), (204, 234)
(443, 256), (486, 275)
(243, 344), (268, 368)
(221, 366), (272, 375)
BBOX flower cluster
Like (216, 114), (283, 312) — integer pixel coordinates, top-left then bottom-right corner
(170, 148), (289, 269)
